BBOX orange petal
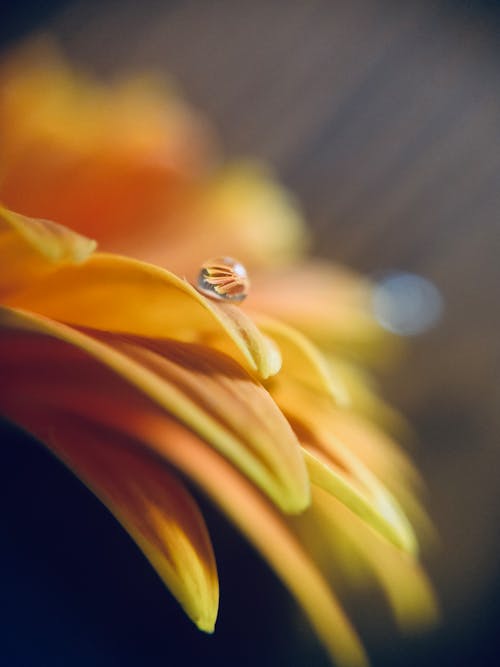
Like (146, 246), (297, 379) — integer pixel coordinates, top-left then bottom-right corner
(0, 336), (368, 667)
(0, 307), (308, 513)
(15, 412), (219, 632)
(2, 247), (280, 379)
(0, 42), (215, 248)
(0, 204), (96, 298)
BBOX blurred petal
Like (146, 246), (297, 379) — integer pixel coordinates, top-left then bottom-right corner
(310, 485), (439, 632)
(311, 406), (438, 547)
(0, 307), (308, 513)
(318, 407), (421, 493)
(255, 313), (349, 405)
(3, 250), (281, 380)
(0, 204), (96, 297)
(0, 42), (215, 248)
(251, 262), (398, 363)
(144, 163), (308, 273)
(327, 356), (410, 435)
(197, 163), (307, 266)
(0, 48), (308, 273)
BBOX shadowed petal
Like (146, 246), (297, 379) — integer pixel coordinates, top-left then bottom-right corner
(0, 340), (368, 667)
(0, 307), (308, 513)
(16, 415), (219, 632)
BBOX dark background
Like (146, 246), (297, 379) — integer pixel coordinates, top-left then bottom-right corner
(1, 1), (500, 665)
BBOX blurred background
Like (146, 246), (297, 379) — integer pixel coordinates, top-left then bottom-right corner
(1, 1), (499, 665)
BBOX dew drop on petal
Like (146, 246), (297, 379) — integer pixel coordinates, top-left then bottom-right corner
(197, 257), (250, 303)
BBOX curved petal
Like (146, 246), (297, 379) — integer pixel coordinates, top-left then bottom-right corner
(309, 485), (439, 632)
(3, 250), (280, 380)
(0, 341), (368, 667)
(268, 376), (418, 554)
(313, 407), (437, 547)
(0, 204), (96, 297)
(10, 413), (218, 632)
(0, 307), (308, 513)
(255, 313), (349, 405)
(303, 448), (417, 555)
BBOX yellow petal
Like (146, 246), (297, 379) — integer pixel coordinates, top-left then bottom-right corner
(0, 307), (308, 513)
(303, 448), (417, 555)
(311, 485), (439, 631)
(316, 406), (422, 493)
(255, 312), (349, 405)
(198, 163), (307, 266)
(327, 403), (434, 545)
(268, 377), (418, 553)
(15, 412), (218, 632)
(0, 204), (96, 297)
(251, 261), (398, 363)
(133, 162), (309, 273)
(3, 250), (280, 380)
(327, 356), (410, 435)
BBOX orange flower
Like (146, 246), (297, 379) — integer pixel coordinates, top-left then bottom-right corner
(0, 44), (437, 667)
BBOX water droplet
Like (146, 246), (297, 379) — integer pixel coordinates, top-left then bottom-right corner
(197, 257), (250, 303)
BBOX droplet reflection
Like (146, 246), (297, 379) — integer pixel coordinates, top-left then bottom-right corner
(372, 272), (443, 336)
(197, 257), (249, 303)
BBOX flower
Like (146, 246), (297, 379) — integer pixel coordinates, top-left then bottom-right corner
(0, 44), (438, 667)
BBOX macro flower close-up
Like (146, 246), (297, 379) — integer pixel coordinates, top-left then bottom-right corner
(1, 2), (499, 667)
(0, 41), (438, 667)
